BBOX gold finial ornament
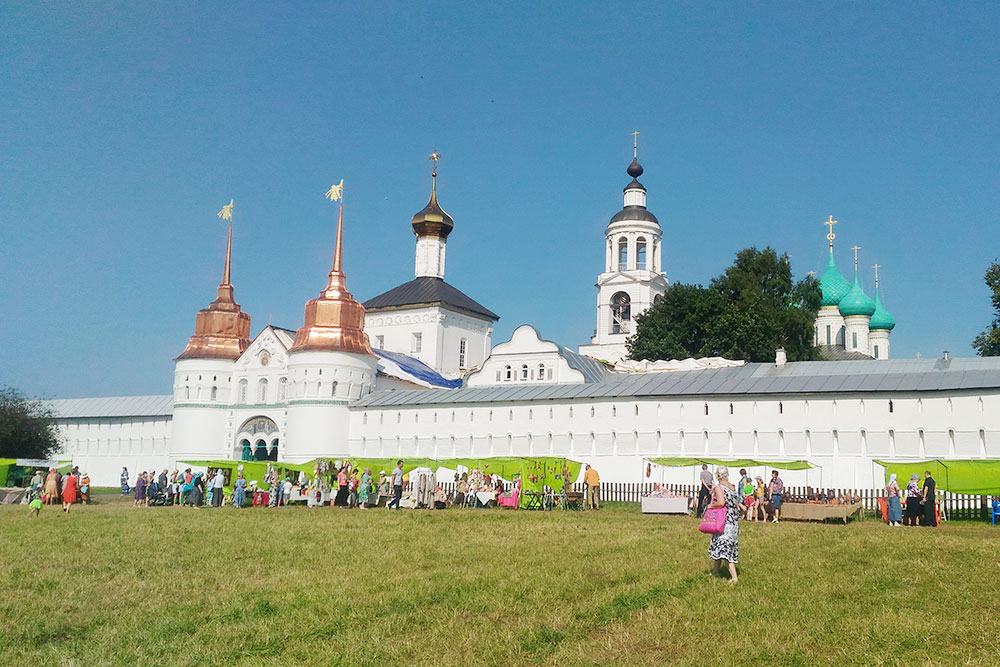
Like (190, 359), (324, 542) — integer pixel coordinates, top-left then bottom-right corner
(873, 263), (881, 288)
(411, 151), (453, 238)
(632, 131), (639, 158)
(851, 245), (861, 271)
(824, 215), (838, 251)
(807, 270), (817, 277)
(176, 199), (251, 360)
(288, 180), (373, 356)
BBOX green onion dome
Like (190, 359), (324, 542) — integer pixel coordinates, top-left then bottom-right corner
(838, 273), (876, 317)
(819, 252), (851, 307)
(869, 289), (895, 331)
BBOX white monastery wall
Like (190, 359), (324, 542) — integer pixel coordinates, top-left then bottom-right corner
(54, 416), (173, 487)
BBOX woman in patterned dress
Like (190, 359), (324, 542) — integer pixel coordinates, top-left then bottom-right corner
(358, 468), (373, 509)
(707, 465), (739, 585)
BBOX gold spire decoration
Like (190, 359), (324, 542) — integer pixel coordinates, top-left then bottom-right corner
(632, 130), (639, 158)
(824, 215), (837, 252)
(411, 151), (454, 238)
(851, 245), (861, 271)
(289, 180), (373, 356)
(873, 263), (881, 289)
(177, 199), (251, 360)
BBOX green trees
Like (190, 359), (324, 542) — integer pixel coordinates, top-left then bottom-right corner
(973, 262), (1000, 356)
(628, 247), (821, 362)
(0, 386), (61, 459)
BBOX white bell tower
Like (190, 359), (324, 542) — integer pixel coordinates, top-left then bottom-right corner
(579, 134), (669, 363)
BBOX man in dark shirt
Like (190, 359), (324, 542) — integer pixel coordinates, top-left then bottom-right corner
(921, 470), (937, 527)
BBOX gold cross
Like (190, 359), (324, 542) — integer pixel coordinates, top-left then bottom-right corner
(872, 264), (880, 288)
(851, 245), (861, 271)
(429, 151), (440, 174)
(632, 131), (639, 158)
(824, 215), (838, 250)
(807, 270), (817, 277)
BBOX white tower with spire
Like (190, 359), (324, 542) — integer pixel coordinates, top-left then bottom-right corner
(579, 134), (668, 363)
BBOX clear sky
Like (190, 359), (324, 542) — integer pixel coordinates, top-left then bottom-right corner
(2, 3), (999, 398)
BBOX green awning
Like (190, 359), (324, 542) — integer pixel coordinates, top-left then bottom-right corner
(875, 459), (1000, 495)
(647, 457), (814, 471)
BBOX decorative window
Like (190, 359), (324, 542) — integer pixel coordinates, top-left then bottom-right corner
(852, 331), (858, 349)
(411, 332), (422, 353)
(331, 381), (338, 397)
(278, 377), (287, 401)
(210, 386), (218, 401)
(537, 363), (545, 380)
(618, 237), (628, 270)
(184, 386), (190, 400)
(610, 292), (631, 334)
(520, 365), (529, 381)
(873, 344), (880, 359)
(459, 338), (468, 369)
(238, 379), (248, 403)
(375, 335), (384, 349)
(826, 325), (831, 345)
(636, 237), (647, 269)
(504, 365), (512, 381)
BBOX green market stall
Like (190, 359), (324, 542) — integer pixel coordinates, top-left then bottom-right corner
(0, 458), (72, 488)
(875, 459), (1000, 495)
(435, 457), (583, 508)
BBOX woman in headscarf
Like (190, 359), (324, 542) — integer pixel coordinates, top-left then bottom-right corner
(921, 470), (937, 527)
(885, 473), (902, 526)
(120, 467), (130, 495)
(43, 468), (59, 505)
(706, 465), (740, 585)
(358, 467), (373, 509)
(192, 472), (206, 507)
(232, 472), (247, 508)
(61, 470), (79, 512)
(904, 473), (922, 527)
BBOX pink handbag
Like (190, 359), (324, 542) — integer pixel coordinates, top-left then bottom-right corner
(699, 507), (728, 534)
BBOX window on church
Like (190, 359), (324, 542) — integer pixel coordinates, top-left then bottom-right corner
(184, 386), (190, 400)
(238, 379), (248, 403)
(618, 237), (628, 270)
(459, 338), (468, 369)
(888, 400), (894, 413)
(331, 381), (338, 397)
(826, 325), (831, 345)
(874, 345), (879, 359)
(852, 331), (858, 349)
(520, 365), (528, 380)
(636, 237), (647, 269)
(278, 377), (287, 401)
(375, 335), (384, 349)
(258, 379), (268, 403)
(210, 386), (217, 401)
(537, 363), (545, 380)
(411, 333), (422, 353)
(610, 292), (631, 334)
(504, 365), (512, 381)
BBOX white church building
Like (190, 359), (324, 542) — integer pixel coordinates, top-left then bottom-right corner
(46, 150), (1000, 490)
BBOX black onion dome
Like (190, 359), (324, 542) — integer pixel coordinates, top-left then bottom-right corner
(627, 157), (643, 178)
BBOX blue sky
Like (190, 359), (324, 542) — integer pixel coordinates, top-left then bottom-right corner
(2, 3), (999, 398)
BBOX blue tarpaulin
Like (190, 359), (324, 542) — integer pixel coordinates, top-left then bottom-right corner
(374, 349), (463, 388)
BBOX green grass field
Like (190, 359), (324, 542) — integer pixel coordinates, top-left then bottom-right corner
(1, 495), (997, 666)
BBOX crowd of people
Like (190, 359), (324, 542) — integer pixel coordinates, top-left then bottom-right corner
(25, 466), (91, 514)
(884, 470), (937, 527)
(696, 465), (788, 523)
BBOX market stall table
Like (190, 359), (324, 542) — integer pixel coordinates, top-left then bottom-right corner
(641, 496), (690, 514)
(779, 502), (863, 523)
(474, 491), (496, 507)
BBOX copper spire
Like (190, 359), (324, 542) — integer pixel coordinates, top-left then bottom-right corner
(289, 185), (373, 355)
(176, 201), (251, 360)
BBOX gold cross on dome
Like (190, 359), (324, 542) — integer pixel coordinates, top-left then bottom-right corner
(824, 215), (838, 249)
(632, 130), (640, 158)
(851, 245), (861, 270)
(807, 270), (817, 277)
(872, 264), (881, 288)
(429, 151), (440, 173)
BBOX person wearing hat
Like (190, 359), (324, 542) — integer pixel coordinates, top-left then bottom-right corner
(79, 472), (91, 504)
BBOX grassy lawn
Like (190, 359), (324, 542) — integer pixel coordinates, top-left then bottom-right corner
(1, 497), (997, 666)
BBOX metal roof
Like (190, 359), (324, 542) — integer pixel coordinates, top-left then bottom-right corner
(352, 357), (1000, 408)
(362, 277), (499, 321)
(46, 395), (174, 419)
(557, 345), (614, 383)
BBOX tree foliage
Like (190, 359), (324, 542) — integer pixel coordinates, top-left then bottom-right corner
(973, 261), (1000, 356)
(0, 386), (61, 459)
(628, 247), (822, 363)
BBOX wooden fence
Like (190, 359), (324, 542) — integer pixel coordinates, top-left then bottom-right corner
(428, 481), (996, 521)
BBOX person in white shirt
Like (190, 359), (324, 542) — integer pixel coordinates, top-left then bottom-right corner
(211, 470), (226, 507)
(281, 478), (293, 506)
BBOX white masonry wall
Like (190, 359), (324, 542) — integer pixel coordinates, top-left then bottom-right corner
(53, 416), (174, 487)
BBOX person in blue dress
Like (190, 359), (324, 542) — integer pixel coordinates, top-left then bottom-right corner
(120, 467), (130, 495)
(233, 473), (247, 508)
